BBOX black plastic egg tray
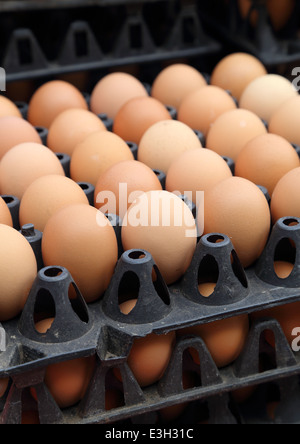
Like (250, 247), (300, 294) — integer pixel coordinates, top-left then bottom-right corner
(0, 0), (221, 84)
(1, 181), (300, 425)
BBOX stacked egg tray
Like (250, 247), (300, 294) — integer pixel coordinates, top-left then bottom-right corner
(0, 0), (221, 84)
(198, 0), (300, 67)
(1, 177), (300, 424)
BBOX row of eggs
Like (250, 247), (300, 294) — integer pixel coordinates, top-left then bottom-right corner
(0, 51), (300, 421)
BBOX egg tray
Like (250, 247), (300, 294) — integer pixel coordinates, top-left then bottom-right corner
(198, 0), (300, 67)
(0, 0), (221, 84)
(1, 211), (300, 424)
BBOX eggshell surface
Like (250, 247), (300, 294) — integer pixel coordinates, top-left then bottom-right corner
(270, 167), (300, 223)
(269, 95), (300, 146)
(0, 96), (22, 118)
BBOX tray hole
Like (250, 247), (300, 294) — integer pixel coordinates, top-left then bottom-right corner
(128, 251), (146, 260)
(17, 38), (33, 65)
(105, 369), (125, 411)
(207, 234), (225, 244)
(118, 271), (140, 312)
(74, 31), (88, 57)
(21, 388), (40, 425)
(68, 283), (89, 324)
(259, 330), (277, 373)
(130, 24), (143, 49)
(231, 250), (248, 288)
(182, 16), (197, 44)
(43, 267), (63, 278)
(198, 254), (219, 298)
(152, 265), (170, 306)
(274, 238), (296, 278)
(33, 289), (56, 326)
(283, 218), (299, 227)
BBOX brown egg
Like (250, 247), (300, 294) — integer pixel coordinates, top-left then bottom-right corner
(235, 133), (300, 195)
(151, 63), (207, 110)
(210, 52), (267, 101)
(269, 95), (300, 146)
(238, 0), (295, 31)
(0, 378), (9, 398)
(27, 80), (88, 129)
(273, 261), (294, 279)
(177, 85), (237, 136)
(70, 131), (134, 186)
(206, 108), (268, 161)
(201, 177), (271, 268)
(90, 72), (149, 120)
(42, 204), (118, 303)
(113, 96), (172, 145)
(178, 314), (249, 368)
(119, 299), (176, 388)
(270, 167), (300, 223)
(122, 190), (197, 285)
(166, 148), (232, 204)
(0, 224), (37, 321)
(239, 74), (297, 123)
(138, 120), (203, 175)
(47, 109), (107, 156)
(0, 96), (22, 118)
(0, 142), (65, 199)
(35, 317), (96, 409)
(0, 116), (42, 160)
(94, 160), (162, 219)
(19, 175), (90, 232)
(0, 196), (13, 227)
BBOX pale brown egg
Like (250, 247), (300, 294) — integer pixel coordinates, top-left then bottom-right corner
(27, 80), (88, 129)
(151, 63), (207, 110)
(201, 176), (271, 268)
(239, 74), (297, 123)
(210, 52), (267, 101)
(269, 95), (300, 146)
(118, 299), (176, 388)
(238, 0), (295, 31)
(94, 160), (162, 219)
(206, 108), (268, 161)
(235, 133), (300, 195)
(34, 317), (97, 409)
(0, 96), (22, 118)
(90, 72), (149, 120)
(113, 96), (172, 145)
(19, 175), (90, 232)
(138, 120), (203, 175)
(42, 204), (118, 303)
(0, 196), (13, 227)
(178, 312), (249, 368)
(270, 167), (300, 223)
(166, 148), (232, 204)
(0, 142), (65, 199)
(47, 108), (107, 156)
(177, 85), (237, 136)
(0, 224), (37, 321)
(122, 190), (197, 285)
(70, 131), (134, 186)
(0, 116), (42, 160)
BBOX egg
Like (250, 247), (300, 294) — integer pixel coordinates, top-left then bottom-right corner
(117, 299), (176, 388)
(0, 116), (42, 160)
(0, 196), (13, 227)
(138, 120), (203, 175)
(269, 95), (300, 146)
(273, 261), (294, 279)
(19, 175), (90, 232)
(0, 224), (37, 321)
(235, 134), (300, 195)
(47, 109), (107, 156)
(270, 167), (300, 223)
(178, 314), (249, 368)
(90, 72), (149, 120)
(177, 85), (237, 136)
(34, 318), (96, 409)
(70, 131), (134, 186)
(113, 96), (172, 145)
(0, 378), (9, 398)
(202, 177), (271, 268)
(0, 96), (22, 118)
(0, 142), (65, 199)
(27, 80), (88, 129)
(151, 63), (207, 110)
(238, 0), (295, 31)
(210, 52), (267, 101)
(206, 108), (268, 161)
(42, 204), (118, 303)
(94, 160), (162, 219)
(166, 148), (233, 204)
(122, 190), (197, 285)
(239, 74), (297, 123)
